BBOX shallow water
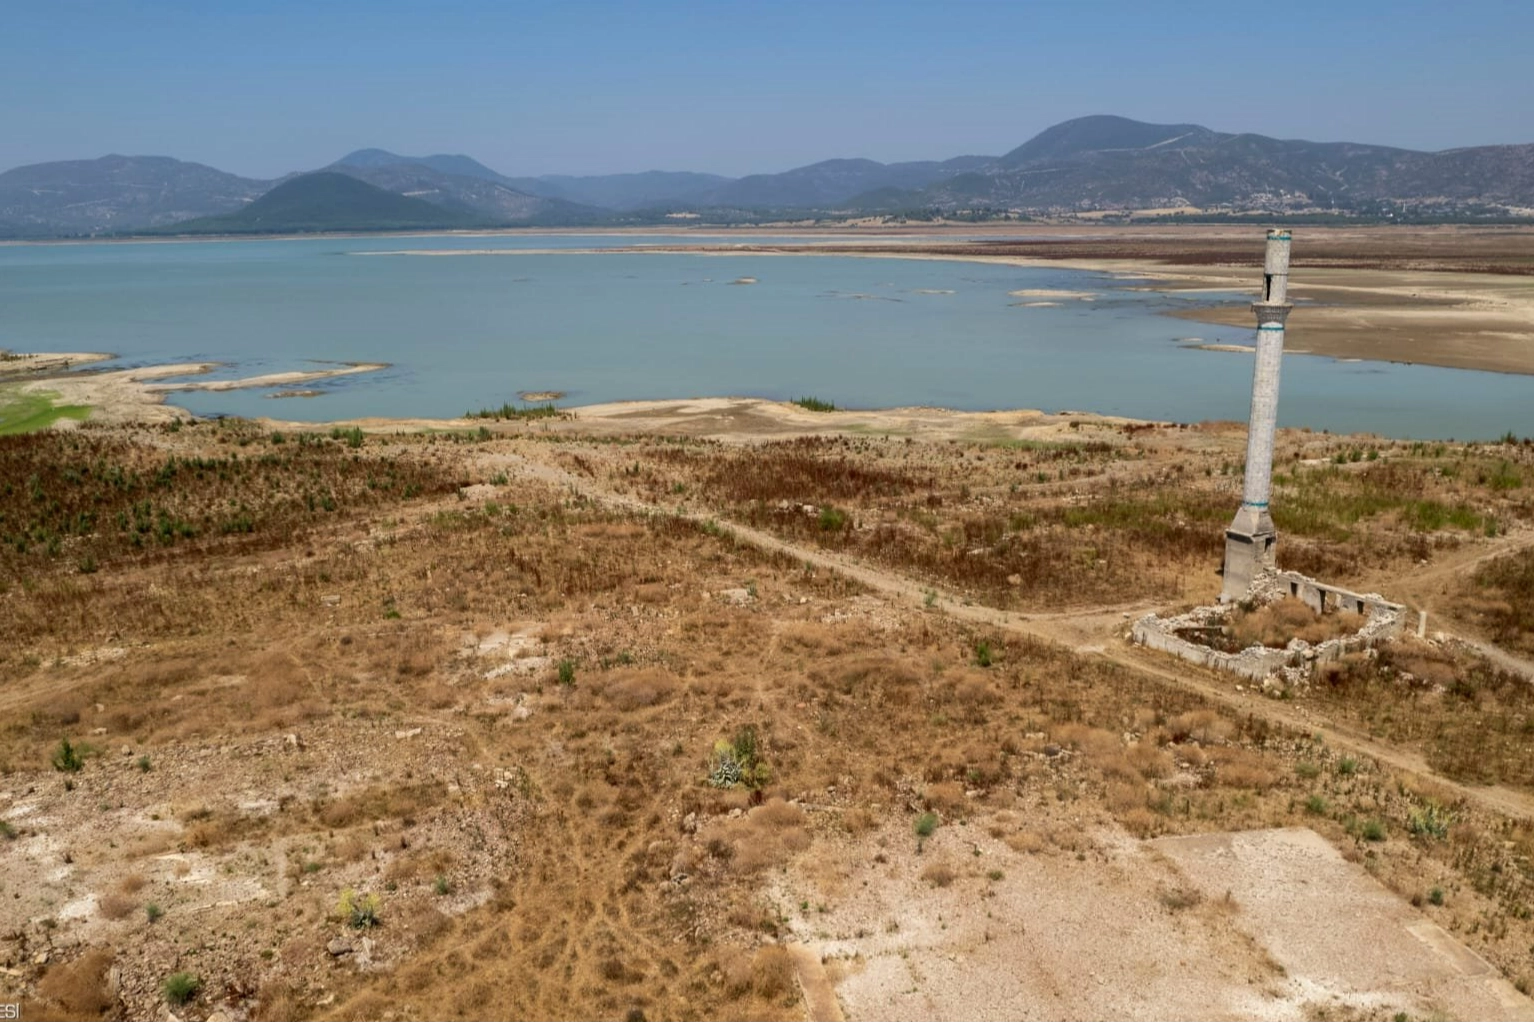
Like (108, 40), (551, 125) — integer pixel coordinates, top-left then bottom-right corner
(0, 233), (1529, 439)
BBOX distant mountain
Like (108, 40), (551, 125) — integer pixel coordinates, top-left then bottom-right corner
(0, 155), (268, 236)
(335, 148), (515, 186)
(703, 155), (993, 209)
(901, 115), (1534, 214)
(527, 171), (733, 210)
(326, 157), (599, 224)
(156, 172), (488, 234)
(4, 116), (1532, 238)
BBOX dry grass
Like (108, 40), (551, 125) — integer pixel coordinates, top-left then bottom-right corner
(34, 947), (117, 1020)
(4, 420), (1534, 1020)
(1229, 596), (1364, 649)
(1463, 548), (1534, 655)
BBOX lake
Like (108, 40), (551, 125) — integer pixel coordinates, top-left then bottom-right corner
(1, 233), (1529, 439)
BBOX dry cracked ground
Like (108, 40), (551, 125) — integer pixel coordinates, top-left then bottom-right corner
(4, 405), (1534, 1021)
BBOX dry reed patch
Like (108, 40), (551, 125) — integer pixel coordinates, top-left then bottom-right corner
(1229, 596), (1364, 649)
(316, 782), (448, 830)
(920, 861), (957, 888)
(96, 892), (138, 920)
(32, 947), (117, 1020)
(697, 799), (812, 875)
(725, 944), (798, 1003)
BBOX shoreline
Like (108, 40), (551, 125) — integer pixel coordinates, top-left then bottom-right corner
(354, 242), (1534, 377)
(1, 357), (390, 429)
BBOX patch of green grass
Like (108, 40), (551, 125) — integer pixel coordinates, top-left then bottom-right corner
(0, 386), (90, 436)
(162, 971), (201, 1006)
(557, 659), (576, 686)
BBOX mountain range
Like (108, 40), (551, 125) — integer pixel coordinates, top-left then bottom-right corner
(2, 115), (1531, 237)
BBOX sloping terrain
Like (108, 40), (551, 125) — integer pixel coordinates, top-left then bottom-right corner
(0, 155), (269, 236)
(158, 172), (489, 234)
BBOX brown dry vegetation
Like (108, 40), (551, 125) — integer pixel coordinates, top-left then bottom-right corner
(3, 413), (1534, 1020)
(1228, 597), (1364, 650)
(1460, 548), (1534, 656)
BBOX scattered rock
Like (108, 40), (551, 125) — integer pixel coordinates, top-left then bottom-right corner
(326, 936), (355, 957)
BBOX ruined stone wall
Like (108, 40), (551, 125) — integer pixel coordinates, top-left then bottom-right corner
(1132, 570), (1407, 684)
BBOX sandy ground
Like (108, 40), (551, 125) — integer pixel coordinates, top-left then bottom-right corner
(775, 820), (1531, 1020)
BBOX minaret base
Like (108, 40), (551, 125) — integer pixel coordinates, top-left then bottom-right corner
(1221, 505), (1276, 603)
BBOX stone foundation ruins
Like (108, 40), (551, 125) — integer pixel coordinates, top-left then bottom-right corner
(1132, 570), (1408, 685)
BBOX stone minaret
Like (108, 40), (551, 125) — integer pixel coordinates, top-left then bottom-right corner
(1221, 229), (1293, 602)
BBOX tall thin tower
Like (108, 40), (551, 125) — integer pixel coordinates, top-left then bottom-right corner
(1221, 229), (1293, 602)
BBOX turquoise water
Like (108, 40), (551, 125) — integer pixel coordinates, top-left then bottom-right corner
(0, 234), (1529, 439)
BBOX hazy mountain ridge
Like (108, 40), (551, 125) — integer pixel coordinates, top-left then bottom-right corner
(0, 155), (271, 236)
(326, 155), (600, 224)
(153, 172), (490, 234)
(4, 115), (1532, 237)
(904, 116), (1534, 213)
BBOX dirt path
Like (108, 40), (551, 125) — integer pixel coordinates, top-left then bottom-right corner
(494, 450), (1534, 825)
(1357, 529), (1534, 680)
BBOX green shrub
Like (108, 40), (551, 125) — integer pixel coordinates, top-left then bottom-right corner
(338, 889), (380, 929)
(145, 903), (163, 922)
(1406, 802), (1451, 840)
(708, 725), (771, 790)
(1336, 757), (1359, 777)
(792, 396), (837, 413)
(1361, 818), (1387, 842)
(162, 972), (201, 1006)
(915, 812), (939, 838)
(52, 738), (84, 773)
(557, 659), (576, 686)
(818, 505), (847, 531)
(1428, 886), (1445, 906)
(974, 641), (993, 668)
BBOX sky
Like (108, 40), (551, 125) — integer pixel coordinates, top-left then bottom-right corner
(4, 0), (1533, 180)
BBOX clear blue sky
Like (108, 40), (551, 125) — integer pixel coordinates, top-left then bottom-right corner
(4, 0), (1532, 179)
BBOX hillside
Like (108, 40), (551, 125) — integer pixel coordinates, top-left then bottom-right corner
(904, 115), (1534, 214)
(0, 155), (269, 236)
(326, 157), (601, 225)
(154, 172), (488, 234)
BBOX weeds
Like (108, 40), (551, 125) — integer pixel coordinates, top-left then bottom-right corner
(52, 738), (83, 773)
(709, 725), (771, 790)
(338, 889), (381, 929)
(162, 972), (201, 1006)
